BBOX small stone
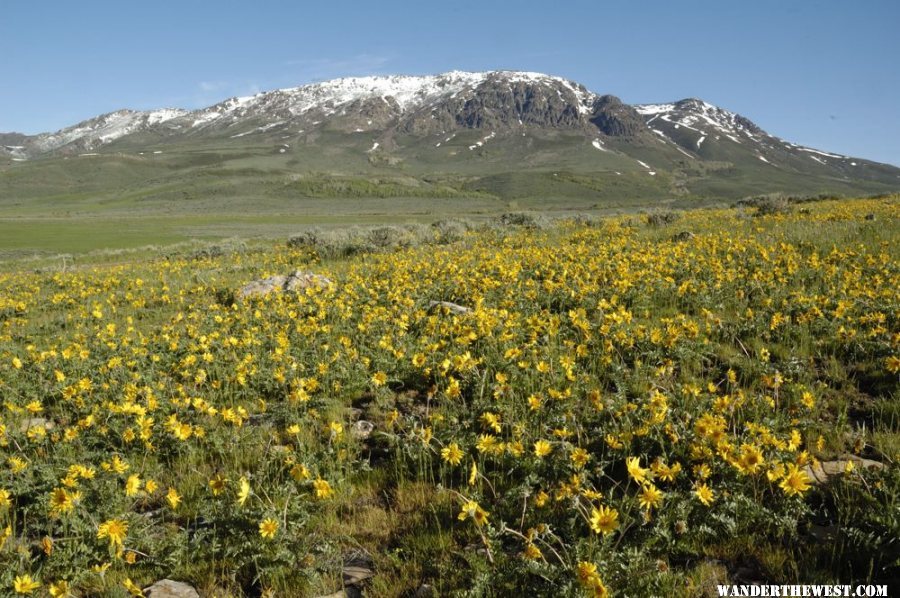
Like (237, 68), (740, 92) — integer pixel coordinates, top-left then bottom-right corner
(427, 300), (471, 315)
(19, 418), (54, 433)
(284, 270), (333, 292)
(671, 231), (695, 242)
(239, 271), (332, 299)
(343, 550), (375, 586)
(351, 420), (374, 440)
(143, 579), (200, 598)
(415, 583), (436, 597)
(802, 454), (884, 484)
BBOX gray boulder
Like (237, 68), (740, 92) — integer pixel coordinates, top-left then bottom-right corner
(143, 580), (200, 598)
(240, 270), (332, 299)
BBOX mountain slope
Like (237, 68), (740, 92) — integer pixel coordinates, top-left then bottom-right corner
(1, 70), (898, 203)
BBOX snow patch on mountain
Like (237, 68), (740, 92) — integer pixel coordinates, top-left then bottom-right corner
(797, 147), (846, 159)
(30, 108), (188, 153)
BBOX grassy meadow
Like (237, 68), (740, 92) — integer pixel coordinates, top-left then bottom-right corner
(0, 197), (897, 596)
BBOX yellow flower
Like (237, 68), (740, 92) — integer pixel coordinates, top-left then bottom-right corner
(259, 517), (279, 540)
(12, 357), (23, 370)
(885, 355), (900, 374)
(0, 488), (10, 509)
(8, 457), (28, 474)
(694, 483), (714, 506)
(458, 499), (489, 526)
(589, 505), (619, 535)
(737, 444), (765, 474)
(479, 412), (502, 433)
(801, 391), (816, 409)
(522, 542), (543, 560)
(104, 455), (129, 474)
(570, 447), (590, 469)
(237, 476), (251, 506)
(441, 442), (464, 466)
(48, 580), (72, 598)
(779, 464), (812, 497)
(533, 439), (553, 458)
(626, 456), (650, 484)
(125, 474), (142, 497)
(123, 578), (145, 597)
(767, 463), (786, 482)
(576, 562), (609, 597)
(209, 474), (228, 496)
(97, 518), (128, 549)
(290, 463), (310, 481)
(13, 575), (40, 595)
(371, 371), (388, 387)
(0, 525), (12, 550)
(638, 484), (664, 510)
(468, 461), (478, 486)
(312, 477), (334, 499)
(48, 487), (78, 516)
(475, 434), (501, 454)
(576, 561), (598, 584)
(166, 487), (181, 509)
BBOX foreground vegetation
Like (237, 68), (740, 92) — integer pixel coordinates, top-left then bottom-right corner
(0, 197), (897, 596)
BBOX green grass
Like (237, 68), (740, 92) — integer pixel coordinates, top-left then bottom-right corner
(2, 122), (897, 258)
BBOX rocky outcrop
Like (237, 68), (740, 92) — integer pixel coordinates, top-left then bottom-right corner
(590, 95), (649, 137)
(397, 74), (594, 135)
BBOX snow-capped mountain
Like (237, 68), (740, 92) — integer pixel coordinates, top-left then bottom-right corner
(9, 109), (188, 156)
(2, 70), (898, 195)
(4, 71), (599, 156)
(633, 98), (872, 171)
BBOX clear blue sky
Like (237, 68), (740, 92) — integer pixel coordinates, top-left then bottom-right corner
(2, 0), (898, 165)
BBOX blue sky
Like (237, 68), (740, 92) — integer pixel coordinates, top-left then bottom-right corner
(2, 0), (898, 165)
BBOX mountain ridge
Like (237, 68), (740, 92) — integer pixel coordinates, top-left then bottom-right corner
(2, 70), (898, 201)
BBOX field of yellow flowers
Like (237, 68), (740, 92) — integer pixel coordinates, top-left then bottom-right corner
(0, 198), (897, 597)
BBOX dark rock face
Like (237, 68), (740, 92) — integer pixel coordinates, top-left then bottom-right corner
(458, 77), (586, 128)
(590, 95), (648, 137)
(397, 76), (593, 135)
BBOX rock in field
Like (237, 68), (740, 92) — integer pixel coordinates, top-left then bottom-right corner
(427, 300), (471, 315)
(351, 420), (375, 440)
(19, 418), (55, 433)
(802, 454), (884, 484)
(239, 270), (332, 299)
(143, 580), (200, 598)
